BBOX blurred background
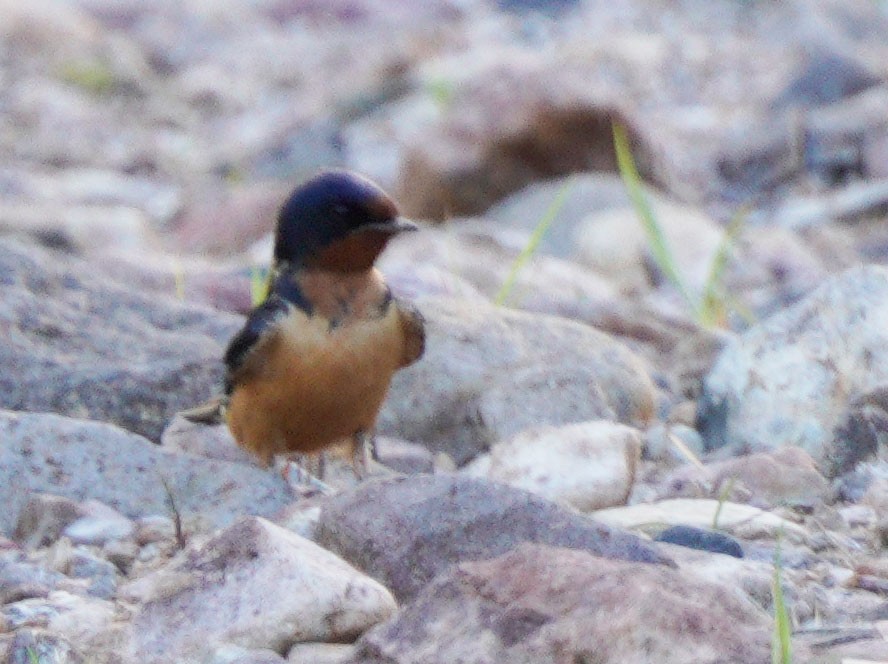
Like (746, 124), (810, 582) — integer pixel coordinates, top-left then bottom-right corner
(2, 0), (888, 326)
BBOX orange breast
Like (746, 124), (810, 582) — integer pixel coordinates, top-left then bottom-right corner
(226, 305), (406, 465)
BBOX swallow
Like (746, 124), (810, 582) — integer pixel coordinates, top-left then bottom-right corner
(209, 169), (425, 479)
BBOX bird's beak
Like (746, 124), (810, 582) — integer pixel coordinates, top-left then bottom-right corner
(361, 217), (419, 235)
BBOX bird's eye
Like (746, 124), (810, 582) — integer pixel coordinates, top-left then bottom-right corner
(333, 203), (349, 217)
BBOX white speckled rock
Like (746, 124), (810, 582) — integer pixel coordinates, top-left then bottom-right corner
(698, 265), (888, 475)
(464, 420), (641, 511)
(593, 499), (809, 543)
(122, 516), (397, 663)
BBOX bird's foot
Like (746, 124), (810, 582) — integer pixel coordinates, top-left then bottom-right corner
(279, 457), (335, 497)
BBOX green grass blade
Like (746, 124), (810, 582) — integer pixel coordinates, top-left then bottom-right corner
(250, 265), (270, 307)
(172, 259), (186, 300)
(495, 175), (576, 306)
(612, 122), (697, 316)
(712, 476), (735, 530)
(699, 208), (746, 328)
(772, 532), (793, 664)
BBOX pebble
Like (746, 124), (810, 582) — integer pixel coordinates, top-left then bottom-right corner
(654, 525), (743, 558)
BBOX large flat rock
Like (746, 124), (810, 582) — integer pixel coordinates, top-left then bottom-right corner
(0, 410), (290, 536)
(0, 238), (240, 442)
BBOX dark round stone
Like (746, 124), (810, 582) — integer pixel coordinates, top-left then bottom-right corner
(655, 525), (744, 558)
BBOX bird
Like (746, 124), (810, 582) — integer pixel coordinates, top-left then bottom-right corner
(187, 169), (425, 481)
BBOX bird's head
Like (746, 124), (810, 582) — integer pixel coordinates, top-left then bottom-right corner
(273, 169), (416, 272)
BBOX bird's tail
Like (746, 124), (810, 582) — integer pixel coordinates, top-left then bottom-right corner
(177, 395), (226, 425)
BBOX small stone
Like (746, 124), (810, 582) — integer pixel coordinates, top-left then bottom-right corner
(13, 494), (86, 549)
(4, 629), (83, 664)
(643, 424), (705, 463)
(464, 420), (642, 511)
(62, 500), (135, 545)
(0, 559), (65, 604)
(826, 566), (857, 588)
(206, 644), (287, 664)
(65, 550), (119, 600)
(374, 436), (435, 475)
(102, 539), (139, 575)
(134, 515), (176, 546)
(840, 505), (877, 529)
(652, 447), (830, 509)
(288, 642), (354, 664)
(654, 525), (743, 558)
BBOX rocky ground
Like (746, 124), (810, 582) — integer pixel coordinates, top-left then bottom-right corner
(2, 0), (888, 662)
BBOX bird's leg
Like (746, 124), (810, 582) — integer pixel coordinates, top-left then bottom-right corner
(351, 429), (374, 479)
(369, 434), (380, 463)
(279, 453), (333, 496)
(316, 451), (327, 480)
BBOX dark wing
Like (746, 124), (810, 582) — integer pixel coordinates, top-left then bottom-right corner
(223, 295), (291, 394)
(396, 300), (425, 368)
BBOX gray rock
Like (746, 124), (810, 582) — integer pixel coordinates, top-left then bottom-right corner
(655, 525), (743, 558)
(63, 516), (134, 548)
(643, 423), (706, 463)
(102, 539), (139, 576)
(1, 591), (122, 662)
(771, 49), (880, 110)
(0, 559), (66, 604)
(831, 384), (888, 476)
(205, 644), (287, 664)
(13, 494), (86, 549)
(65, 549), (120, 600)
(496, 0), (580, 16)
(379, 222), (620, 322)
(0, 410), (291, 536)
(379, 297), (656, 465)
(373, 436), (435, 475)
(287, 643), (353, 664)
(649, 447), (831, 510)
(698, 265), (888, 475)
(482, 173), (632, 258)
(593, 499), (808, 544)
(161, 414), (257, 466)
(464, 420), (642, 511)
(173, 181), (290, 254)
(62, 500), (135, 546)
(574, 197), (724, 298)
(315, 474), (672, 603)
(348, 543), (773, 664)
(0, 238), (240, 443)
(2, 629), (84, 664)
(123, 517), (396, 663)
